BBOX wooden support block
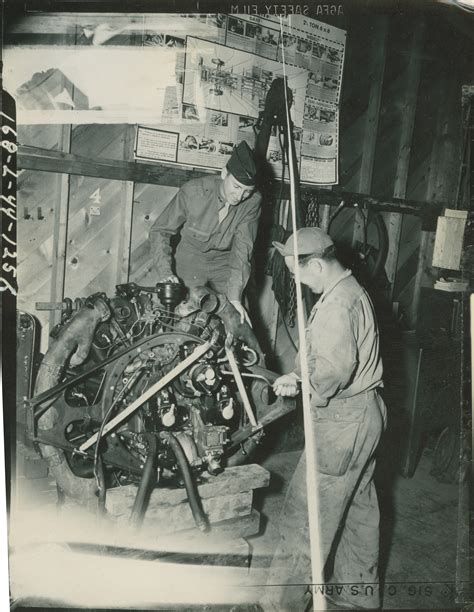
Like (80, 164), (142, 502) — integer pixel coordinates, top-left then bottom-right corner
(140, 491), (253, 532)
(151, 509), (262, 542)
(106, 464), (270, 536)
(109, 490), (251, 533)
(107, 464), (270, 511)
(195, 508), (262, 540)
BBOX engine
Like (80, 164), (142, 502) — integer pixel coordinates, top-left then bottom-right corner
(28, 282), (293, 525)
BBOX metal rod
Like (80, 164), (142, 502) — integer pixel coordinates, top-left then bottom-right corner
(224, 347), (258, 428)
(79, 340), (212, 452)
(30, 331), (203, 408)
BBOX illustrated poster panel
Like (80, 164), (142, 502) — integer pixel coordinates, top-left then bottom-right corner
(182, 36), (307, 124)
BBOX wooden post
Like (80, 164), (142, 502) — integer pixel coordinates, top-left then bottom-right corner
(49, 26), (78, 325)
(49, 133), (71, 329)
(352, 16), (389, 247)
(410, 57), (459, 327)
(116, 125), (136, 285)
(411, 230), (430, 327)
(385, 22), (425, 296)
(320, 204), (331, 233)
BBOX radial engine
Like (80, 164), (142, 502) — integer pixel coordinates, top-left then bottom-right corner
(28, 282), (294, 527)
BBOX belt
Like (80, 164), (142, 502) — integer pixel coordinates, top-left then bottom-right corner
(326, 388), (381, 407)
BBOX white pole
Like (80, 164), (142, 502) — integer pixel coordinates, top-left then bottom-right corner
(79, 340), (212, 452)
(225, 346), (259, 428)
(279, 17), (326, 611)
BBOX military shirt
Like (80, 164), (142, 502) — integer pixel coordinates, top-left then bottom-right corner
(294, 270), (383, 406)
(149, 175), (262, 301)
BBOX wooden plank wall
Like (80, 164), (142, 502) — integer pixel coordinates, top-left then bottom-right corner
(336, 12), (468, 329)
(129, 183), (178, 285)
(17, 125), (67, 349)
(17, 121), (179, 348)
(63, 123), (135, 299)
(332, 13), (373, 241)
(15, 9), (472, 354)
(397, 18), (467, 327)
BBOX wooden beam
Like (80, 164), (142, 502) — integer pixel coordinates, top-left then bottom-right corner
(18, 144), (213, 188)
(18, 144), (448, 219)
(319, 189), (444, 220)
(385, 22), (425, 293)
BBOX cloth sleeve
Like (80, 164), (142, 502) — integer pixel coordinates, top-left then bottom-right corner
(295, 302), (358, 405)
(226, 197), (262, 302)
(148, 187), (188, 279)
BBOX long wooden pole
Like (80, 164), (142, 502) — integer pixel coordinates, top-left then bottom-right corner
(280, 19), (325, 611)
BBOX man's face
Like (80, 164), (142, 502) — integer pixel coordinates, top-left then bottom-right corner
(221, 170), (255, 206)
(284, 255), (323, 294)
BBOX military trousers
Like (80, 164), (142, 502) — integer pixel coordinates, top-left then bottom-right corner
(262, 389), (387, 611)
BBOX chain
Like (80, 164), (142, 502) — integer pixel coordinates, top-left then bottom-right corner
(305, 195), (321, 228)
(285, 195), (320, 327)
(287, 277), (296, 327)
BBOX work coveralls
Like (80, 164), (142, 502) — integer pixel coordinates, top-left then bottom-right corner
(263, 270), (386, 611)
(149, 175), (261, 302)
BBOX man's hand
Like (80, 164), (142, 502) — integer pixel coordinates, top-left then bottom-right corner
(158, 275), (180, 284)
(273, 372), (300, 397)
(230, 300), (252, 327)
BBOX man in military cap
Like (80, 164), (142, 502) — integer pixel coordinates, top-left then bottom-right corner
(149, 140), (261, 324)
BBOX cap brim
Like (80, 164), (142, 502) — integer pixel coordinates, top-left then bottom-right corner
(272, 240), (288, 256)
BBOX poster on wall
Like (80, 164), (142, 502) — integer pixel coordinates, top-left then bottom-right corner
(3, 13), (345, 185)
(183, 36), (307, 123)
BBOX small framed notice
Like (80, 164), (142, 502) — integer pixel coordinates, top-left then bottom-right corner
(135, 126), (179, 163)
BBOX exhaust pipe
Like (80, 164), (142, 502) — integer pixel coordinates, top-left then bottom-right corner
(178, 287), (264, 363)
(34, 299), (110, 503)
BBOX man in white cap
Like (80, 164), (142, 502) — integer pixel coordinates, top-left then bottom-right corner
(263, 227), (386, 611)
(149, 140), (261, 325)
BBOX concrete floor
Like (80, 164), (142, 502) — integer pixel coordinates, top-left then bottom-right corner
(11, 442), (466, 611)
(245, 445), (464, 610)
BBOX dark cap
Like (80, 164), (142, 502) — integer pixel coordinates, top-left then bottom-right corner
(273, 227), (334, 257)
(226, 141), (257, 186)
